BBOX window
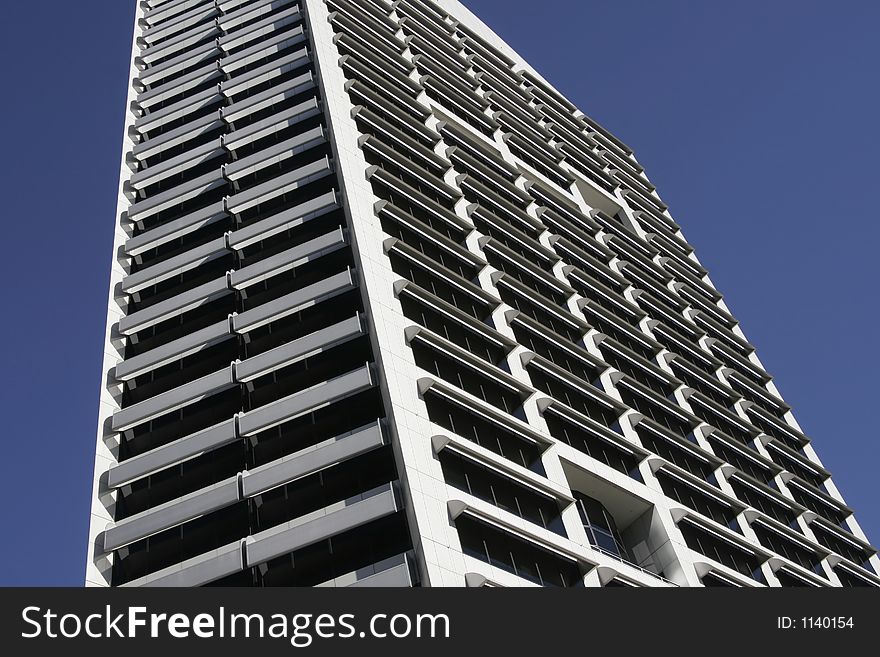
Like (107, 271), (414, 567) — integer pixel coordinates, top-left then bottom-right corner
(604, 577), (639, 587)
(775, 570), (815, 587)
(765, 445), (828, 491)
(573, 493), (631, 561)
(728, 479), (798, 529)
(834, 567), (878, 588)
(585, 311), (657, 360)
(601, 349), (672, 398)
(636, 425), (716, 481)
(701, 572), (739, 587)
(485, 250), (570, 307)
(786, 484), (850, 527)
(511, 324), (604, 388)
(752, 524), (825, 576)
(528, 369), (620, 430)
(657, 472), (740, 532)
(389, 252), (494, 321)
(707, 436), (774, 486)
(381, 217), (477, 281)
(689, 398), (754, 446)
(440, 451), (566, 536)
(498, 285), (584, 345)
(424, 393), (545, 475)
(810, 524), (875, 571)
(618, 388), (694, 440)
(456, 516), (582, 587)
(544, 414), (641, 480)
(400, 296), (507, 364)
(746, 412), (803, 451)
(412, 342), (524, 415)
(679, 520), (765, 583)
(670, 361), (733, 407)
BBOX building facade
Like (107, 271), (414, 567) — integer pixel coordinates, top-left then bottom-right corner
(86, 0), (879, 588)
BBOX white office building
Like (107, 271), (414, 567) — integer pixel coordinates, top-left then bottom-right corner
(86, 0), (879, 587)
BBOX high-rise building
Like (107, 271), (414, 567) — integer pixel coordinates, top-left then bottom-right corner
(86, 0), (878, 588)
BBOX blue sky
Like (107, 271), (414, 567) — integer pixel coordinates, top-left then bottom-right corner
(0, 1), (877, 585)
